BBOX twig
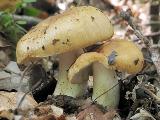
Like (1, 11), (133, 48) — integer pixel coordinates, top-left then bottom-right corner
(133, 31), (160, 42)
(0, 12), (42, 24)
(120, 9), (151, 47)
(17, 64), (34, 92)
(80, 78), (125, 111)
(13, 14), (42, 25)
(142, 87), (160, 104)
(16, 61), (45, 110)
(151, 44), (160, 48)
(92, 82), (120, 102)
(145, 21), (160, 26)
(120, 9), (160, 76)
(16, 79), (42, 110)
(150, 1), (160, 44)
(145, 31), (160, 37)
(16, 62), (37, 109)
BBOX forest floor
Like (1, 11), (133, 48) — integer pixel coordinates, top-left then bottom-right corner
(0, 0), (159, 120)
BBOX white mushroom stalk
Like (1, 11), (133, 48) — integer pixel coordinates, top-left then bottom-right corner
(93, 39), (144, 107)
(68, 38), (144, 108)
(54, 50), (88, 97)
(92, 62), (119, 108)
(68, 52), (119, 107)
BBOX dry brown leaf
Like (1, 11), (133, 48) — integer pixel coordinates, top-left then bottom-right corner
(47, 0), (56, 5)
(0, 51), (10, 68)
(130, 108), (156, 120)
(34, 106), (52, 117)
(0, 0), (21, 10)
(0, 91), (38, 111)
(66, 115), (77, 120)
(33, 104), (65, 120)
(0, 37), (11, 67)
(0, 110), (14, 120)
(77, 105), (120, 120)
(31, 114), (65, 120)
(103, 110), (120, 120)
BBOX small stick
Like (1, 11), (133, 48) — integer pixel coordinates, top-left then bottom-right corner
(13, 14), (42, 25)
(142, 87), (160, 104)
(133, 31), (160, 42)
(145, 31), (160, 37)
(16, 61), (39, 110)
(17, 64), (33, 92)
(16, 79), (42, 110)
(0, 12), (42, 24)
(120, 9), (160, 76)
(92, 82), (120, 102)
(120, 9), (151, 48)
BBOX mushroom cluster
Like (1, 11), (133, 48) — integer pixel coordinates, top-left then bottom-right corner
(16, 6), (144, 109)
(16, 6), (113, 98)
(68, 39), (144, 108)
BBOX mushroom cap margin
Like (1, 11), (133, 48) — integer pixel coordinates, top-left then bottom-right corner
(98, 39), (144, 74)
(16, 6), (114, 64)
(68, 52), (109, 83)
(68, 39), (144, 83)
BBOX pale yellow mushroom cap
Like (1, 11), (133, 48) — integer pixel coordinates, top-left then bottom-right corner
(16, 6), (114, 64)
(68, 39), (144, 83)
(98, 39), (144, 74)
(68, 52), (109, 83)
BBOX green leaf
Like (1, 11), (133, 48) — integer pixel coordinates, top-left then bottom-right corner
(16, 20), (27, 25)
(0, 13), (13, 27)
(23, 7), (41, 16)
(23, 0), (37, 3)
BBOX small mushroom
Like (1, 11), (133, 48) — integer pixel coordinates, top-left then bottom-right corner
(16, 6), (114, 98)
(68, 38), (144, 107)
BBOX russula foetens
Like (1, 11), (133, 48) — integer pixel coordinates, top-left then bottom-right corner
(68, 39), (144, 107)
(16, 6), (114, 98)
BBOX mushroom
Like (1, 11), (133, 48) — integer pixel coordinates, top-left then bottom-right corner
(68, 38), (144, 108)
(16, 6), (114, 98)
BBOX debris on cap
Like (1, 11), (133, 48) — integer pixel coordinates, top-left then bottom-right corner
(16, 6), (114, 64)
(98, 39), (144, 74)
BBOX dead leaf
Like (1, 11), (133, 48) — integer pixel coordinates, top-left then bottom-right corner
(33, 105), (65, 120)
(0, 110), (14, 120)
(0, 0), (21, 11)
(5, 61), (21, 74)
(0, 91), (38, 111)
(51, 105), (64, 117)
(0, 70), (29, 92)
(77, 105), (120, 120)
(0, 51), (10, 67)
(130, 108), (156, 120)
(0, 71), (10, 80)
(66, 114), (77, 120)
(31, 114), (64, 120)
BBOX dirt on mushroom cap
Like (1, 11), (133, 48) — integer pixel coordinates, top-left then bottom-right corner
(68, 39), (144, 83)
(16, 6), (114, 64)
(98, 39), (144, 74)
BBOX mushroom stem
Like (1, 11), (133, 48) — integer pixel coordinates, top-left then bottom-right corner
(54, 50), (87, 98)
(92, 62), (119, 108)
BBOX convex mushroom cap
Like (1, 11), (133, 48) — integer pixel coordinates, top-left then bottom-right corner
(16, 6), (114, 64)
(98, 39), (144, 74)
(68, 38), (144, 83)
